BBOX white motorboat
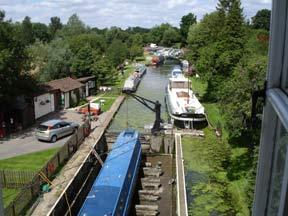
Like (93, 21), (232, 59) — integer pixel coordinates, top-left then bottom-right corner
(171, 65), (183, 78)
(165, 76), (206, 123)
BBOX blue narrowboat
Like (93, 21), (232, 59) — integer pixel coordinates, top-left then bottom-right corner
(78, 129), (142, 216)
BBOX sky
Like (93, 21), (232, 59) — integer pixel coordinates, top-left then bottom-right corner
(0, 0), (272, 29)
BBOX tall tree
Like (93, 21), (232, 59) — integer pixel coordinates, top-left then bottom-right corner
(22, 16), (34, 44)
(252, 9), (271, 31)
(180, 13), (197, 44)
(217, 0), (245, 75)
(92, 56), (118, 87)
(69, 33), (106, 54)
(147, 23), (172, 44)
(0, 10), (5, 22)
(107, 39), (128, 67)
(217, 0), (230, 16)
(49, 16), (62, 38)
(71, 45), (94, 77)
(33, 22), (50, 42)
(27, 40), (72, 81)
(161, 27), (181, 47)
(105, 26), (129, 44)
(60, 14), (86, 37)
(186, 12), (223, 63)
(0, 12), (36, 102)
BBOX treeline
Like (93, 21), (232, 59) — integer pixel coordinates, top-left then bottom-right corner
(0, 10), (195, 104)
(185, 0), (270, 214)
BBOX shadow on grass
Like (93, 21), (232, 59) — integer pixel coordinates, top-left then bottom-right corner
(227, 149), (252, 181)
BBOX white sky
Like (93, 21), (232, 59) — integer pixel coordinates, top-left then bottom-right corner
(0, 0), (272, 28)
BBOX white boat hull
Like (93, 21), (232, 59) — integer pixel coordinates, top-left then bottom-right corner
(165, 78), (206, 123)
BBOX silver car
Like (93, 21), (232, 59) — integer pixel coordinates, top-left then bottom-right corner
(36, 119), (79, 142)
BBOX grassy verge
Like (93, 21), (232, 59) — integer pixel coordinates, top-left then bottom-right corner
(115, 64), (134, 88)
(93, 97), (116, 112)
(0, 148), (59, 171)
(182, 129), (233, 215)
(0, 148), (59, 208)
(184, 76), (250, 215)
(3, 188), (19, 208)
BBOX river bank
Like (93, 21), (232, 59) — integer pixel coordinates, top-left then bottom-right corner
(182, 76), (251, 215)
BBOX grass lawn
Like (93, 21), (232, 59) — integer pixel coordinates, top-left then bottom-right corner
(2, 188), (19, 208)
(190, 76), (207, 98)
(0, 148), (59, 171)
(182, 130), (212, 173)
(93, 97), (116, 112)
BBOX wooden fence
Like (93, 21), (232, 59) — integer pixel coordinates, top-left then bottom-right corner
(0, 170), (37, 189)
(4, 120), (90, 216)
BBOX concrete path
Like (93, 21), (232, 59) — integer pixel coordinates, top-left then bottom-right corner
(175, 133), (188, 216)
(0, 110), (84, 159)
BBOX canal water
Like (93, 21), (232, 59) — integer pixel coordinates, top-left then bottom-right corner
(108, 60), (178, 132)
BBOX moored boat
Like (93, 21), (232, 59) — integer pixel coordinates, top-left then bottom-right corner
(151, 55), (164, 66)
(171, 65), (183, 78)
(78, 129), (142, 216)
(165, 76), (206, 126)
(135, 64), (147, 78)
(122, 73), (141, 93)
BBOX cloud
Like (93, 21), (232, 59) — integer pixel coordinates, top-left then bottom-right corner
(0, 0), (272, 28)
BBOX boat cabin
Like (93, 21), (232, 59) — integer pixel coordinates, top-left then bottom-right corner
(169, 78), (191, 89)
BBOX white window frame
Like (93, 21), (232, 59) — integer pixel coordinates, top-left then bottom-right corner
(253, 0), (288, 215)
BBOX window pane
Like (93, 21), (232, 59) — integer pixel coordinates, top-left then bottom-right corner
(267, 123), (288, 215)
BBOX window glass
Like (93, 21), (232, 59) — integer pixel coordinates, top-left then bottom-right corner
(60, 122), (69, 127)
(37, 125), (48, 131)
(52, 124), (60, 129)
(267, 123), (288, 215)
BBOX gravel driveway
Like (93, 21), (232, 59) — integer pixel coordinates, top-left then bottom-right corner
(0, 110), (85, 160)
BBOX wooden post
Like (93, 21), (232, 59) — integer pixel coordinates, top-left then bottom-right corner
(57, 152), (61, 166)
(2, 170), (6, 188)
(0, 183), (4, 216)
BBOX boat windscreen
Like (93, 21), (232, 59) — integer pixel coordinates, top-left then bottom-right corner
(171, 81), (190, 88)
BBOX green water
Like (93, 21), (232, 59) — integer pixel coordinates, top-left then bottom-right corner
(108, 61), (178, 132)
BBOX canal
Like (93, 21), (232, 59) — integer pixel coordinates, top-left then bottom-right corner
(108, 60), (178, 132)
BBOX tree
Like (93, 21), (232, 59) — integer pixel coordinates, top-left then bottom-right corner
(217, 0), (245, 75)
(180, 13), (197, 44)
(0, 12), (37, 103)
(130, 44), (143, 60)
(107, 39), (128, 67)
(252, 9), (271, 31)
(186, 12), (223, 63)
(69, 33), (106, 54)
(147, 23), (172, 45)
(49, 16), (62, 38)
(27, 40), (73, 81)
(33, 22), (50, 42)
(105, 26), (130, 44)
(22, 16), (34, 44)
(0, 10), (5, 22)
(161, 27), (181, 47)
(60, 14), (86, 37)
(71, 45), (94, 77)
(92, 56), (118, 87)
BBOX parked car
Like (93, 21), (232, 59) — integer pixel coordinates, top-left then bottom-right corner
(35, 119), (79, 142)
